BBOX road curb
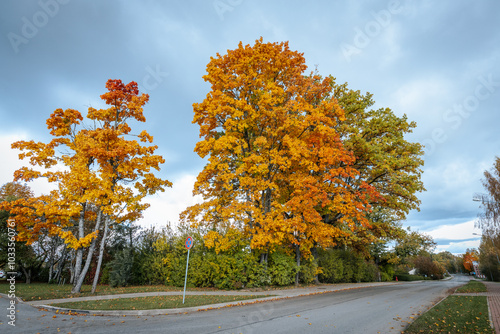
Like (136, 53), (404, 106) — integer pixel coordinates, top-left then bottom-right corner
(27, 296), (284, 316)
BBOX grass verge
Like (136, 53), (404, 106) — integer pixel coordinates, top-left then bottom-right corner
(0, 283), (196, 301)
(455, 280), (487, 293)
(403, 295), (492, 333)
(51, 294), (270, 310)
(0, 281), (337, 301)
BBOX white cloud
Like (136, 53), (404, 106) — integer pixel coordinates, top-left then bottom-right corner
(435, 239), (480, 255)
(424, 220), (480, 241)
(137, 172), (203, 229)
(423, 220), (482, 255)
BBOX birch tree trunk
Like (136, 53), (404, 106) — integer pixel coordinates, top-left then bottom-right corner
(72, 202), (87, 290)
(48, 258), (54, 283)
(54, 247), (67, 283)
(69, 250), (75, 284)
(91, 217), (110, 293)
(72, 207), (101, 294)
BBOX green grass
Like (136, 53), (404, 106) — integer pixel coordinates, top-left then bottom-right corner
(455, 280), (488, 293)
(0, 281), (330, 301)
(0, 282), (211, 301)
(403, 295), (492, 333)
(52, 294), (270, 310)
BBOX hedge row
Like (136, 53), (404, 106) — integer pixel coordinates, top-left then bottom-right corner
(104, 242), (394, 289)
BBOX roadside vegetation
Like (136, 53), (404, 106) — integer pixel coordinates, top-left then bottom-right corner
(52, 295), (271, 310)
(0, 222), (463, 294)
(0, 281), (294, 302)
(0, 217), (464, 293)
(0, 283), (181, 301)
(455, 280), (487, 293)
(403, 295), (492, 333)
(404, 280), (491, 333)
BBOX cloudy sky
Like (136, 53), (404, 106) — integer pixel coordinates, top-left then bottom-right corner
(1, 0), (499, 254)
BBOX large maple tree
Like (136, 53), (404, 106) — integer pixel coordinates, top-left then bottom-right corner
(3, 79), (171, 292)
(183, 39), (379, 265)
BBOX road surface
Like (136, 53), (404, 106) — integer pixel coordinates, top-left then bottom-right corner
(0, 275), (470, 334)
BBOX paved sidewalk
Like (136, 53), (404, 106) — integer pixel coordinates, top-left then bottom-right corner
(20, 281), (400, 316)
(485, 282), (500, 334)
(454, 281), (500, 334)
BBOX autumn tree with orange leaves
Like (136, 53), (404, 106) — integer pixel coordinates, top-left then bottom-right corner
(2, 80), (171, 293)
(182, 39), (382, 282)
(0, 182), (37, 280)
(463, 249), (479, 272)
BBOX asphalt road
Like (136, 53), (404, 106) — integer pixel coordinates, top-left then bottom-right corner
(1, 275), (471, 334)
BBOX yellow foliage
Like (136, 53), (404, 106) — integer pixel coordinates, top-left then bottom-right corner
(183, 38), (382, 255)
(6, 79), (171, 253)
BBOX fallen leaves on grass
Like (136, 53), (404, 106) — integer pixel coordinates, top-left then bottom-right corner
(52, 295), (271, 311)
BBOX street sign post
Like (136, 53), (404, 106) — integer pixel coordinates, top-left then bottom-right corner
(182, 236), (193, 304)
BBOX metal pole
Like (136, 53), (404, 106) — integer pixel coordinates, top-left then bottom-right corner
(182, 249), (190, 304)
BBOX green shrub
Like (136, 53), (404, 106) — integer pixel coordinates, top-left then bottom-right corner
(395, 273), (427, 281)
(108, 248), (134, 287)
(360, 261), (379, 282)
(379, 264), (395, 282)
(131, 224), (405, 288)
(318, 249), (344, 283)
(299, 258), (318, 284)
(188, 251), (269, 289)
(241, 256), (270, 288)
(380, 272), (392, 282)
(190, 252), (241, 289)
(99, 265), (110, 284)
(318, 249), (382, 283)
(268, 251), (298, 286)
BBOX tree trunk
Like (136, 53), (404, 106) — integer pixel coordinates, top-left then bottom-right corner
(54, 247), (67, 283)
(73, 250), (83, 285)
(48, 258), (54, 283)
(72, 208), (102, 294)
(69, 250), (75, 284)
(22, 267), (31, 284)
(295, 244), (301, 286)
(311, 247), (320, 284)
(92, 217), (110, 293)
(47, 238), (59, 283)
(72, 203), (87, 289)
(260, 252), (268, 264)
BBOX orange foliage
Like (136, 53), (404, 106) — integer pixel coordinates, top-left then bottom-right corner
(183, 38), (380, 257)
(0, 182), (34, 201)
(463, 250), (479, 272)
(4, 79), (171, 249)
